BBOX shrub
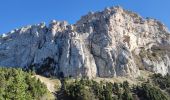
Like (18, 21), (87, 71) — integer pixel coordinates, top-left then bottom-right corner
(0, 67), (48, 100)
(136, 83), (168, 100)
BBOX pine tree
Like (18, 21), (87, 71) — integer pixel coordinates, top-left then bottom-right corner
(0, 67), (48, 100)
(0, 73), (5, 99)
(122, 81), (133, 100)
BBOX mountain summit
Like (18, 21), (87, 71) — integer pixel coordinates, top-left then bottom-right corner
(0, 6), (170, 78)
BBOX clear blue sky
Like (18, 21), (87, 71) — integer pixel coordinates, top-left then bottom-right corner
(0, 0), (170, 34)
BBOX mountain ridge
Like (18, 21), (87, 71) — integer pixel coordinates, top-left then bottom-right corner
(0, 6), (170, 78)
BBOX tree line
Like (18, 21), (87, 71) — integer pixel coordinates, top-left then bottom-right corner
(58, 77), (169, 100)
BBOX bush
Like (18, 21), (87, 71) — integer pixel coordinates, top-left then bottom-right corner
(0, 67), (48, 100)
(64, 79), (96, 100)
(136, 83), (168, 100)
(152, 73), (170, 89)
(59, 78), (170, 100)
(63, 79), (136, 100)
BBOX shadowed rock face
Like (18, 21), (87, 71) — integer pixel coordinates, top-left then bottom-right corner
(0, 6), (170, 78)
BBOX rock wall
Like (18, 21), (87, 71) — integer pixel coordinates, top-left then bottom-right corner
(0, 6), (170, 78)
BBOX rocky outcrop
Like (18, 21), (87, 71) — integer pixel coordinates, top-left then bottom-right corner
(0, 6), (170, 78)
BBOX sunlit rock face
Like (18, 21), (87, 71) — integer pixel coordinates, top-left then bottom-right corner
(0, 6), (170, 78)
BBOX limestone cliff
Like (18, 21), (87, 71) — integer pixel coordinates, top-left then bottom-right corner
(0, 6), (170, 78)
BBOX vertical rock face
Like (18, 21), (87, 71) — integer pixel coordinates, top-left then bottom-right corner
(0, 6), (170, 78)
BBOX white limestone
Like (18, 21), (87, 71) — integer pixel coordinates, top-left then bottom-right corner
(0, 6), (170, 78)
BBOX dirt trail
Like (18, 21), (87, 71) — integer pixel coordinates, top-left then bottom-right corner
(35, 75), (61, 93)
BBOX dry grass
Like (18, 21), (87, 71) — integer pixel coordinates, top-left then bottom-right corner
(93, 70), (153, 86)
(34, 75), (61, 100)
(34, 75), (61, 92)
(63, 70), (153, 87)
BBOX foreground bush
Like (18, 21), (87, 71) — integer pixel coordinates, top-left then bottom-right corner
(60, 78), (168, 100)
(136, 83), (168, 100)
(61, 79), (134, 100)
(152, 73), (170, 89)
(0, 68), (48, 100)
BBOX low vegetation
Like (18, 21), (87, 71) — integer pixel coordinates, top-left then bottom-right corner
(135, 83), (168, 100)
(139, 47), (165, 62)
(56, 77), (168, 100)
(0, 67), (170, 100)
(0, 68), (48, 100)
(152, 73), (170, 96)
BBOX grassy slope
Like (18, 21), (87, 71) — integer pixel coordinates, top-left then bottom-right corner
(34, 75), (61, 100)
